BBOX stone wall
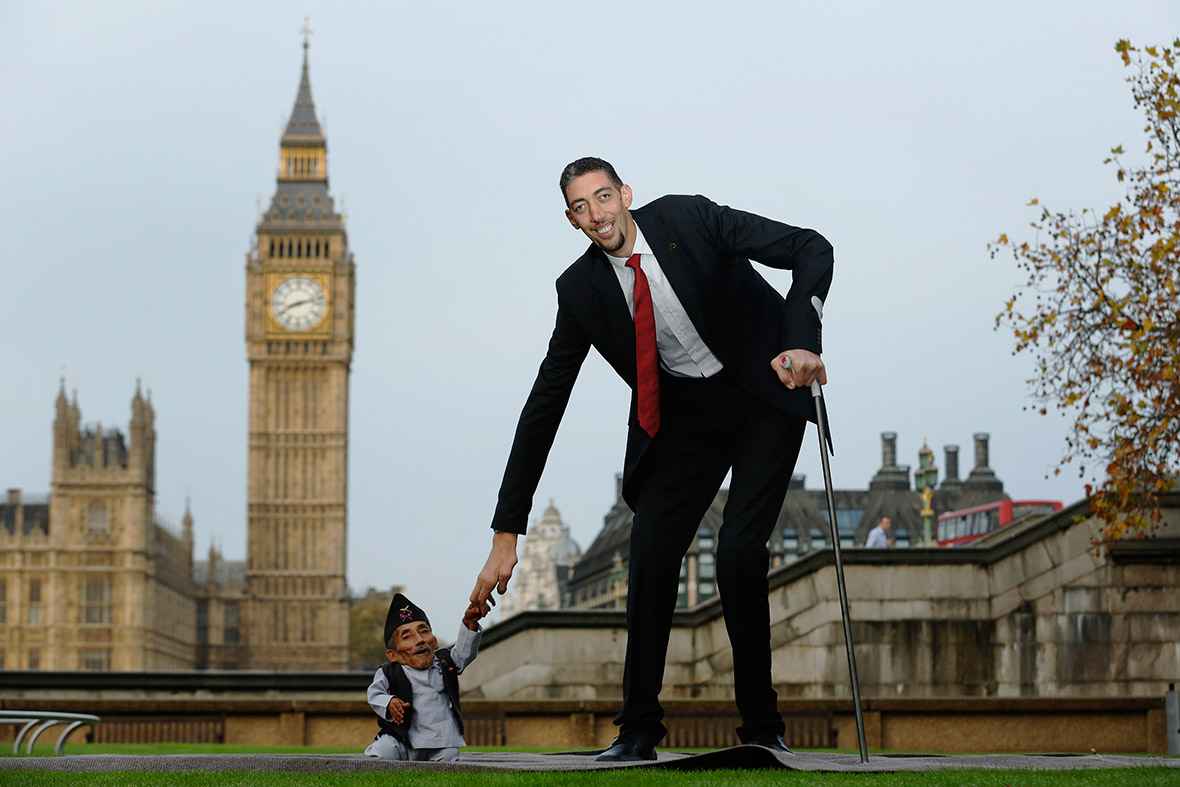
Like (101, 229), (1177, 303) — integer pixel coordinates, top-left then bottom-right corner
(462, 498), (1180, 702)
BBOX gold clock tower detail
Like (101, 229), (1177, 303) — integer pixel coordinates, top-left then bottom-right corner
(244, 37), (354, 670)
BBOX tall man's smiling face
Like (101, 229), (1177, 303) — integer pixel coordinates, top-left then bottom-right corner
(564, 170), (637, 258)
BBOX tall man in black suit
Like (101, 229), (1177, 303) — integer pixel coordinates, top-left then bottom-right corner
(470, 157), (832, 761)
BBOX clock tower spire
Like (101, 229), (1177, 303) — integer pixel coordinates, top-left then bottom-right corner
(244, 33), (355, 670)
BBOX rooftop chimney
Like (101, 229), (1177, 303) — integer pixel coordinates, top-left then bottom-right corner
(942, 445), (962, 488)
(973, 433), (991, 470)
(963, 432), (1004, 498)
(870, 432), (910, 491)
(882, 432), (898, 468)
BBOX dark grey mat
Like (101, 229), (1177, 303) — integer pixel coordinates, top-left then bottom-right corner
(1, 750), (1178, 772)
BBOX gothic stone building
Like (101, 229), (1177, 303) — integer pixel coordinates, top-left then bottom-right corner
(0, 40), (352, 671)
(0, 384), (201, 671)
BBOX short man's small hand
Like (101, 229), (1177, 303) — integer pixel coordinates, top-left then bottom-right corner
(771, 349), (827, 391)
(462, 603), (483, 631)
(387, 697), (410, 725)
(470, 531), (519, 616)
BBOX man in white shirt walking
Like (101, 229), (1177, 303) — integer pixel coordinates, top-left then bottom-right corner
(865, 516), (892, 548)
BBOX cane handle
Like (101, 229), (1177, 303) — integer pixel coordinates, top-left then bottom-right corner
(778, 355), (823, 398)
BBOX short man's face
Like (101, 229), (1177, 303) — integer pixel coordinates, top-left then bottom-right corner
(880, 517), (891, 531)
(564, 170), (635, 256)
(386, 621), (439, 670)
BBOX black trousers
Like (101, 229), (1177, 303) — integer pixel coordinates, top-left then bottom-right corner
(616, 370), (806, 744)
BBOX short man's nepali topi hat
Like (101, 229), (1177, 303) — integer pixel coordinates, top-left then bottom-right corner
(384, 592), (430, 646)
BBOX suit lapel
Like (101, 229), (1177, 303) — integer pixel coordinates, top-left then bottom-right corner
(590, 248), (636, 374)
(632, 207), (713, 350)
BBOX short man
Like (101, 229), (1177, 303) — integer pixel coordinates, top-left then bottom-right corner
(865, 516), (891, 548)
(364, 593), (482, 762)
(471, 157), (833, 761)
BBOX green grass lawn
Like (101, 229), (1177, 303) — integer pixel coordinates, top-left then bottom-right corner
(1, 743), (1177, 786)
(2, 769), (1180, 787)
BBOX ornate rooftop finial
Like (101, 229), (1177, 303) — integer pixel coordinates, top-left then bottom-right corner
(301, 14), (313, 53)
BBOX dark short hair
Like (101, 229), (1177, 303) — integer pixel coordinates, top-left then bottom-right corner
(559, 157), (622, 203)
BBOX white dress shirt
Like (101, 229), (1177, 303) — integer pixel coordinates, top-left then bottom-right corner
(605, 226), (723, 378)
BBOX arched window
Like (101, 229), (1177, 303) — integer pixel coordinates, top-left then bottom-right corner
(87, 502), (106, 533)
(27, 578), (42, 626)
(82, 576), (110, 623)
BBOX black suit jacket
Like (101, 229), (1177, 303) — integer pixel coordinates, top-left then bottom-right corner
(490, 194), (833, 534)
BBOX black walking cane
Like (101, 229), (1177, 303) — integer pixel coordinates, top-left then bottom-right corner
(782, 296), (869, 763)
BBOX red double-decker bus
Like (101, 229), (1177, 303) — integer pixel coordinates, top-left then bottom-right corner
(936, 500), (1063, 547)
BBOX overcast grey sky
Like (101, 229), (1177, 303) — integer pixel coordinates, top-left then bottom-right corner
(2, 1), (1174, 628)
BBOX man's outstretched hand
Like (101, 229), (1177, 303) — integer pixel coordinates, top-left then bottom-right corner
(771, 349), (826, 391)
(470, 531), (518, 616)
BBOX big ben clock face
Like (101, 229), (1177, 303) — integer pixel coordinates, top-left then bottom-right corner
(271, 276), (326, 331)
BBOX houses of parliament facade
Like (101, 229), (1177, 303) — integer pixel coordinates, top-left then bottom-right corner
(0, 41), (355, 672)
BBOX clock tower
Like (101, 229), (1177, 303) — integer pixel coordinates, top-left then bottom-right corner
(243, 37), (354, 670)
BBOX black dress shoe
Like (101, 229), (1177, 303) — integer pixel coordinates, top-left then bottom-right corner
(746, 733), (794, 755)
(594, 733), (658, 762)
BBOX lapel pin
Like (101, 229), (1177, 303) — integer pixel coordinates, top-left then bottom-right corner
(667, 242), (677, 251)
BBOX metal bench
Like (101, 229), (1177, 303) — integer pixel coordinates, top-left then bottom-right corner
(0, 710), (102, 755)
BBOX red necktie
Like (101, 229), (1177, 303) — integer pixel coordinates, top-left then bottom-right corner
(626, 254), (660, 438)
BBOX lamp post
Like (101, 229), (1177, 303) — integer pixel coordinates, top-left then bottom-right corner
(610, 550), (625, 609)
(914, 440), (939, 545)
